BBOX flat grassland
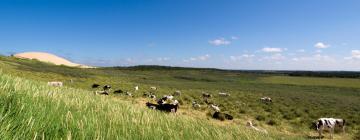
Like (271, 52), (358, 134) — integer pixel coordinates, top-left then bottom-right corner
(0, 56), (359, 139)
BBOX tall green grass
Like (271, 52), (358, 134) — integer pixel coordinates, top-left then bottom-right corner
(0, 72), (299, 140)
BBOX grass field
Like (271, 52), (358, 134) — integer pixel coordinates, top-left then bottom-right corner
(0, 56), (359, 139)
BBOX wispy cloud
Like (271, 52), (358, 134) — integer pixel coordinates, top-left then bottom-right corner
(345, 50), (360, 60)
(184, 54), (211, 62)
(262, 47), (283, 53)
(314, 42), (330, 49)
(297, 49), (305, 53)
(209, 38), (231, 46)
(230, 54), (255, 61)
(157, 57), (170, 61)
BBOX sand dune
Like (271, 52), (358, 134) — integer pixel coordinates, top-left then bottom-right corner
(14, 52), (94, 68)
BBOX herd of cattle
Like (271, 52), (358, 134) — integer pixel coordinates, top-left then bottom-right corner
(47, 81), (347, 139)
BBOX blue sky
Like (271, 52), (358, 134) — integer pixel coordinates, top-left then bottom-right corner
(0, 0), (360, 70)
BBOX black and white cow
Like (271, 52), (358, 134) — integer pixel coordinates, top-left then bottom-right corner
(202, 93), (212, 98)
(114, 89), (124, 94)
(315, 118), (346, 139)
(103, 85), (111, 91)
(260, 97), (272, 103)
(212, 112), (233, 121)
(92, 84), (100, 88)
(145, 102), (178, 113)
(192, 101), (201, 109)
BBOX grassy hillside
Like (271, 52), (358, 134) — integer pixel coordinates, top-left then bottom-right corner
(0, 56), (359, 139)
(0, 70), (300, 139)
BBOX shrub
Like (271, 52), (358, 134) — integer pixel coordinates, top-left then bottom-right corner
(256, 115), (266, 121)
(267, 120), (278, 126)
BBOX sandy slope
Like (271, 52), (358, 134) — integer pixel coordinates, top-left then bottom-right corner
(14, 52), (94, 68)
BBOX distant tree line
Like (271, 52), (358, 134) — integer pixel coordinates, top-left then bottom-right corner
(105, 65), (360, 78)
(287, 71), (360, 78)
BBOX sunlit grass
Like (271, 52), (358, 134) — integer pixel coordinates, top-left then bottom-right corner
(0, 72), (299, 140)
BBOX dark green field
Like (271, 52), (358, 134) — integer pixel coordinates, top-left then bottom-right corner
(0, 56), (359, 139)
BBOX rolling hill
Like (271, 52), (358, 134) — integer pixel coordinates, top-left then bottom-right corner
(0, 55), (359, 139)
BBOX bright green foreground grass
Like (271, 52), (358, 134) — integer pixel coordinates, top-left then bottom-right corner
(0, 72), (300, 140)
(0, 56), (359, 139)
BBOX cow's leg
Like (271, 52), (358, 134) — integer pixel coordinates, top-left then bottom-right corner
(330, 128), (334, 139)
(318, 128), (323, 139)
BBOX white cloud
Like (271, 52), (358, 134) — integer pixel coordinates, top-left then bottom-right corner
(266, 53), (285, 61)
(314, 42), (330, 49)
(184, 54), (211, 62)
(297, 49), (305, 53)
(209, 38), (231, 46)
(198, 54), (211, 61)
(345, 50), (360, 60)
(157, 57), (170, 61)
(262, 47), (283, 53)
(230, 54), (255, 61)
(292, 54), (335, 62)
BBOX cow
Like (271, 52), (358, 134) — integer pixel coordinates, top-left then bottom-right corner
(315, 118), (346, 139)
(95, 90), (109, 95)
(202, 93), (212, 98)
(103, 85), (111, 91)
(209, 104), (221, 112)
(125, 91), (133, 96)
(47, 81), (63, 87)
(149, 95), (156, 99)
(260, 97), (272, 103)
(114, 89), (124, 94)
(150, 86), (157, 90)
(157, 95), (175, 105)
(145, 102), (178, 113)
(134, 86), (139, 91)
(92, 84), (100, 88)
(192, 101), (201, 109)
(246, 121), (268, 134)
(173, 90), (182, 96)
(212, 112), (233, 121)
(218, 92), (230, 97)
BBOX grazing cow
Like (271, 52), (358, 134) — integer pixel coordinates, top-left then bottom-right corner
(150, 86), (157, 90)
(95, 90), (109, 95)
(212, 112), (233, 121)
(209, 104), (221, 112)
(315, 118), (346, 139)
(125, 92), (133, 96)
(246, 121), (268, 134)
(145, 102), (178, 113)
(103, 85), (111, 91)
(47, 81), (63, 87)
(260, 97), (272, 103)
(149, 95), (156, 99)
(157, 95), (175, 105)
(173, 90), (182, 96)
(202, 93), (212, 98)
(92, 84), (100, 88)
(134, 86), (139, 91)
(218, 92), (230, 97)
(192, 101), (201, 109)
(114, 89), (124, 94)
